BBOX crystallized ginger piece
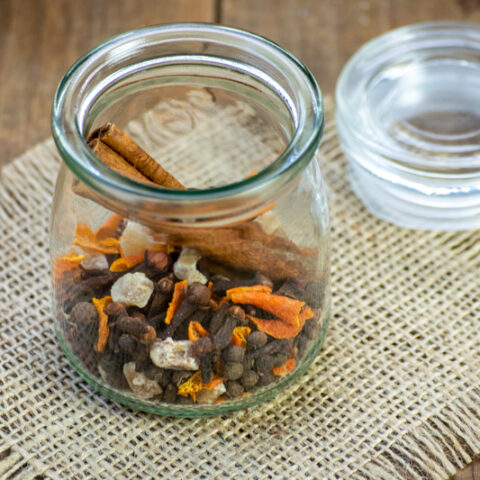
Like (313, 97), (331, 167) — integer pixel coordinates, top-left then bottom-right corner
(111, 272), (153, 308)
(150, 338), (199, 371)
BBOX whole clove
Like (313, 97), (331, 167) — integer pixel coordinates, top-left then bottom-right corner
(212, 314), (237, 350)
(208, 302), (230, 336)
(246, 339), (288, 360)
(118, 334), (137, 355)
(116, 316), (156, 344)
(148, 277), (174, 319)
(165, 283), (211, 338)
(199, 354), (213, 383)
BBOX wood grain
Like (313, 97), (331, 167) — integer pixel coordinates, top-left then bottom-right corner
(222, 0), (480, 95)
(0, 0), (214, 163)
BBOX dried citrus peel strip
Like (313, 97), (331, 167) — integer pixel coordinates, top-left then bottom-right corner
(226, 285), (272, 296)
(109, 252), (145, 272)
(272, 358), (296, 376)
(177, 371), (225, 402)
(94, 214), (123, 240)
(232, 291), (314, 339)
(218, 284), (272, 307)
(73, 223), (121, 254)
(165, 280), (187, 325)
(188, 321), (209, 342)
(92, 296), (112, 352)
(246, 315), (300, 339)
(231, 326), (251, 347)
(54, 251), (86, 278)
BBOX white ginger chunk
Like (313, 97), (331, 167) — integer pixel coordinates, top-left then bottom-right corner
(196, 382), (226, 405)
(80, 254), (109, 271)
(150, 338), (199, 370)
(120, 221), (155, 257)
(111, 272), (153, 308)
(173, 247), (207, 285)
(123, 362), (162, 399)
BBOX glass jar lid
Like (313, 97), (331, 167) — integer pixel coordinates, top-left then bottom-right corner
(336, 22), (480, 230)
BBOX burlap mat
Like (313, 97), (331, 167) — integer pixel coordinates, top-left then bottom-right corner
(1, 97), (480, 480)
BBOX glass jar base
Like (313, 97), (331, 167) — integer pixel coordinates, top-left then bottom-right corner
(348, 162), (480, 231)
(55, 305), (330, 417)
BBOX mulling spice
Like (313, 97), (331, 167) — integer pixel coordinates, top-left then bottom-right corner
(55, 124), (323, 405)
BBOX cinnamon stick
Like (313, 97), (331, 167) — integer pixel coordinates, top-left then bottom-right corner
(88, 138), (156, 186)
(90, 123), (185, 189)
(168, 224), (316, 280)
(83, 123), (316, 280)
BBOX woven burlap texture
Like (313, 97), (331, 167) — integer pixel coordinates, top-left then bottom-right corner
(2, 98), (480, 480)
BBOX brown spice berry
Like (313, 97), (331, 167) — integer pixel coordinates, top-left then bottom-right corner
(146, 250), (171, 271)
(241, 370), (259, 389)
(246, 331), (268, 350)
(222, 361), (244, 381)
(222, 345), (245, 363)
(69, 302), (98, 328)
(226, 381), (245, 398)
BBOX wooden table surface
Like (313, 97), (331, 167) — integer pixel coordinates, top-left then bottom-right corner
(2, 0), (479, 477)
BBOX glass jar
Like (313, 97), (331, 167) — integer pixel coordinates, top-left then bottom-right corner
(50, 24), (329, 416)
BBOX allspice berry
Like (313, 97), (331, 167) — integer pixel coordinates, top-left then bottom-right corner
(226, 381), (245, 398)
(222, 362), (244, 381)
(69, 301), (98, 327)
(241, 370), (259, 389)
(247, 331), (267, 350)
(146, 250), (171, 271)
(222, 345), (245, 363)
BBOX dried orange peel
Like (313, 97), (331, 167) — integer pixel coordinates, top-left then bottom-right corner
(54, 250), (86, 279)
(92, 296), (112, 352)
(218, 284), (272, 307)
(94, 214), (123, 240)
(73, 222), (121, 254)
(188, 321), (209, 342)
(272, 358), (296, 376)
(177, 371), (225, 402)
(231, 326), (251, 348)
(230, 289), (314, 339)
(109, 252), (145, 272)
(165, 280), (187, 325)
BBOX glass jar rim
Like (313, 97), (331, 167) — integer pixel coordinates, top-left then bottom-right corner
(51, 23), (324, 209)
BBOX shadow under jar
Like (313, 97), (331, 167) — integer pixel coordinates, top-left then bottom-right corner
(50, 24), (329, 416)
